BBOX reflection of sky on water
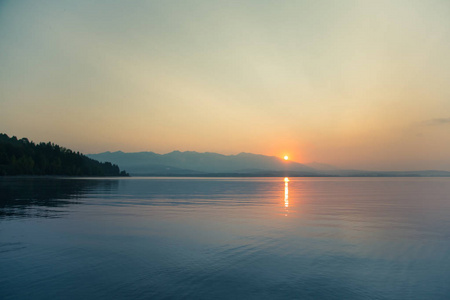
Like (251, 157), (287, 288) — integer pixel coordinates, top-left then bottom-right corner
(2, 177), (450, 299)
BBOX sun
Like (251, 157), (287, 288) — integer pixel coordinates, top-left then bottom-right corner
(284, 155), (289, 160)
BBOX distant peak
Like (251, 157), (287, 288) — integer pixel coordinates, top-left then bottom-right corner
(236, 152), (270, 158)
(237, 152), (257, 156)
(166, 150), (201, 155)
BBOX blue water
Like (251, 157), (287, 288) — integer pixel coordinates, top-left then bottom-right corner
(1, 177), (450, 299)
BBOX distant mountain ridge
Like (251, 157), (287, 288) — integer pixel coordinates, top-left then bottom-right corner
(87, 150), (450, 177)
(88, 150), (315, 176)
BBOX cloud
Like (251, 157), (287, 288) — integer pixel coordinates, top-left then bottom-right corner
(424, 118), (450, 126)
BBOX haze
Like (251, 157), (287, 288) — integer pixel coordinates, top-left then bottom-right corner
(1, 0), (450, 171)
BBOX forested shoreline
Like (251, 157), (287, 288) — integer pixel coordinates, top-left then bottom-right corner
(0, 133), (128, 176)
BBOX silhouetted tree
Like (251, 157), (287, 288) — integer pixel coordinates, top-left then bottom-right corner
(0, 133), (129, 176)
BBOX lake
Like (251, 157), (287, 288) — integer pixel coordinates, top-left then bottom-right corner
(1, 177), (450, 299)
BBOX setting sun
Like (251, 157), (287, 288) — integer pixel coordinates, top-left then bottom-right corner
(284, 155), (289, 160)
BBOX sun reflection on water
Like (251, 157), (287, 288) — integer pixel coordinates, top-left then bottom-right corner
(284, 177), (289, 209)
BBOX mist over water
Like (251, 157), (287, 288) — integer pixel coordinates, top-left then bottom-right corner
(1, 177), (450, 299)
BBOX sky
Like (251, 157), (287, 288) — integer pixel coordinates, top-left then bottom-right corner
(1, 0), (450, 171)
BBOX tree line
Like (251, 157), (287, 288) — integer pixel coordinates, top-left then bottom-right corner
(0, 133), (128, 176)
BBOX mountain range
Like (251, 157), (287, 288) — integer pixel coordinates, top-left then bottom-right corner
(87, 151), (450, 177)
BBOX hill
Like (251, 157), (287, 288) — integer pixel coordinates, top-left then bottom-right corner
(0, 133), (128, 176)
(87, 150), (316, 176)
(88, 150), (450, 177)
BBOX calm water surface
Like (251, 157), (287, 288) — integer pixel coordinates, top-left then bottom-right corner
(1, 177), (450, 299)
